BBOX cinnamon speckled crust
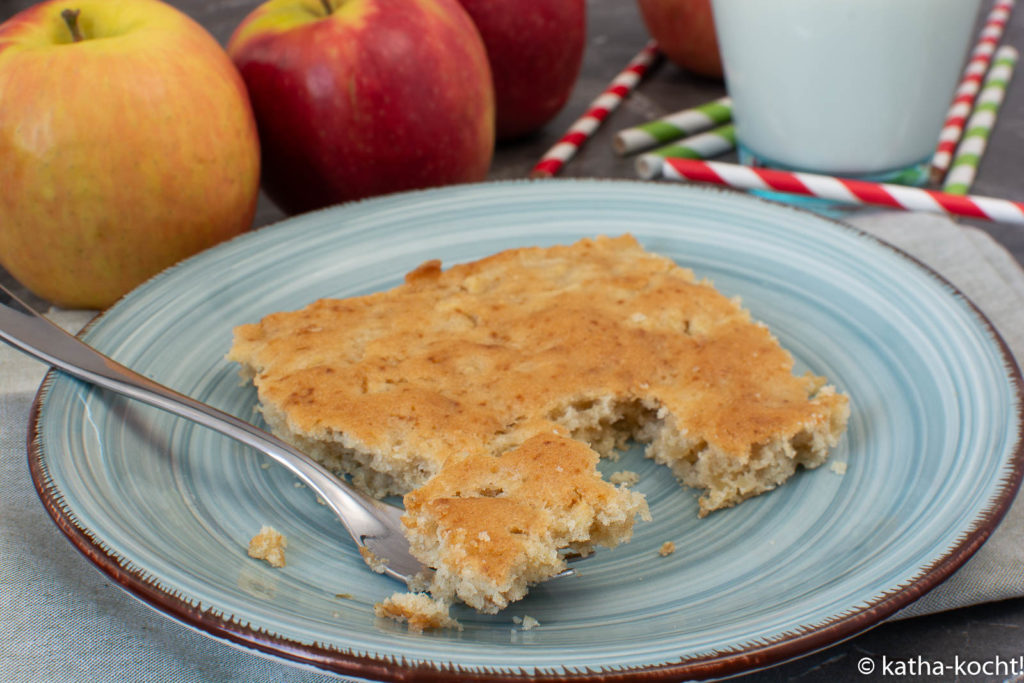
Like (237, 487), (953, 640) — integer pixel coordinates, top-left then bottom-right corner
(228, 234), (849, 611)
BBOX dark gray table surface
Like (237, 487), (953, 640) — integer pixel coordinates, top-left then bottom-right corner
(3, 0), (1024, 680)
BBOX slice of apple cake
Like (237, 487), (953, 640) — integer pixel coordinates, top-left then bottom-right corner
(228, 234), (849, 613)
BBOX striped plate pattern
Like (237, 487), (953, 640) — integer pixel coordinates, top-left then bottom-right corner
(29, 180), (1024, 681)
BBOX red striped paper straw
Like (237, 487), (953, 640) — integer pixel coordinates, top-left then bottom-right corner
(930, 0), (1016, 183)
(661, 158), (1024, 225)
(530, 41), (660, 178)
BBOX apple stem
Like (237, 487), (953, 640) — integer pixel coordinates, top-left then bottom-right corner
(61, 8), (84, 42)
(319, 0), (333, 15)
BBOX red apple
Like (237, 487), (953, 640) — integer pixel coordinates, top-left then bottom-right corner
(0, 0), (261, 309)
(637, 0), (722, 79)
(456, 0), (585, 141)
(227, 0), (495, 215)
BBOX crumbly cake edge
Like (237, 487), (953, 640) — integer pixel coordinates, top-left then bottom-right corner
(241, 357), (849, 518)
(406, 480), (650, 614)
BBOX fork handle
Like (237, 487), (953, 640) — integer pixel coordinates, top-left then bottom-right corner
(0, 288), (390, 540)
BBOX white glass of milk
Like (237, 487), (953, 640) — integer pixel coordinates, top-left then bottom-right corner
(710, 0), (982, 178)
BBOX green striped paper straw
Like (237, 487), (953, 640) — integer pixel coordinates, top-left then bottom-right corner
(943, 45), (1019, 195)
(635, 124), (736, 179)
(613, 97), (732, 156)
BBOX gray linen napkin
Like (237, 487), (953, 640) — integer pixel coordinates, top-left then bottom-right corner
(1, 211), (1021, 681)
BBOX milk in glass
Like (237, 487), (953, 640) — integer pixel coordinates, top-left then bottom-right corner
(711, 0), (982, 175)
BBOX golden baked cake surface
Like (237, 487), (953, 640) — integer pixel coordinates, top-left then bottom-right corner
(230, 235), (849, 617)
(229, 234), (848, 514)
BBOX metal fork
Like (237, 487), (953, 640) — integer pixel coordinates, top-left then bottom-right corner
(0, 285), (424, 584)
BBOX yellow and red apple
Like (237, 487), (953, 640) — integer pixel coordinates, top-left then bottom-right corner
(227, 0), (495, 215)
(0, 0), (261, 309)
(637, 0), (722, 79)
(457, 0), (585, 141)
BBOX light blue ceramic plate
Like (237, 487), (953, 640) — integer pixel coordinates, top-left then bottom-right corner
(30, 181), (1024, 681)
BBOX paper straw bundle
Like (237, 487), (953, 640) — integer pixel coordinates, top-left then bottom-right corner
(530, 41), (660, 178)
(943, 45), (1019, 195)
(931, 0), (1016, 182)
(635, 124), (736, 179)
(659, 158), (1024, 225)
(613, 97), (732, 156)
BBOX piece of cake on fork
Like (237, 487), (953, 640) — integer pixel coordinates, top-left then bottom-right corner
(402, 432), (649, 613)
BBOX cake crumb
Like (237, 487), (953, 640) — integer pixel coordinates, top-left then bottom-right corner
(658, 541), (676, 557)
(248, 526), (287, 568)
(609, 470), (640, 487)
(830, 461), (848, 475)
(513, 615), (540, 630)
(359, 546), (389, 574)
(407, 570), (433, 593)
(374, 593), (462, 633)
